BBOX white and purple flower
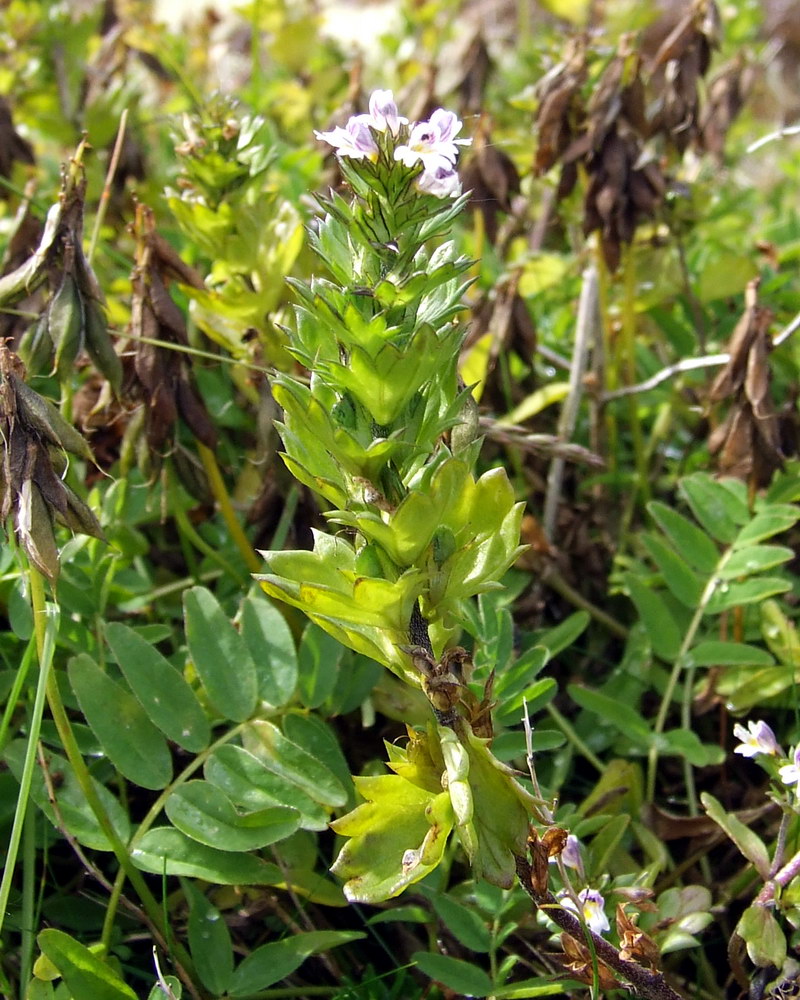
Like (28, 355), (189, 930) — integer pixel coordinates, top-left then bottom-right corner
(560, 888), (610, 935)
(394, 109), (471, 170)
(314, 117), (379, 162)
(733, 720), (782, 758)
(780, 746), (800, 794)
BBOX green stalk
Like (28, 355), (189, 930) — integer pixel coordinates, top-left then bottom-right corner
(0, 585), (56, 942)
(619, 245), (650, 535)
(197, 442), (262, 574)
(646, 551), (730, 802)
(26, 569), (198, 982)
(20, 810), (36, 993)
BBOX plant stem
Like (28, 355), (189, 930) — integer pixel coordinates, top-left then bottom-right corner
(197, 442), (262, 574)
(646, 552), (729, 802)
(0, 582), (56, 942)
(546, 702), (604, 773)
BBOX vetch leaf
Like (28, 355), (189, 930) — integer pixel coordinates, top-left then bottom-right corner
(37, 930), (137, 1000)
(240, 593), (298, 706)
(641, 534), (704, 608)
(568, 684), (652, 743)
(624, 573), (682, 661)
(733, 505), (799, 548)
(228, 931), (365, 996)
(183, 880), (234, 996)
(647, 501), (720, 574)
(246, 720), (348, 808)
(68, 654), (172, 790)
(205, 744), (330, 831)
(706, 577), (791, 614)
(430, 894), (491, 952)
(282, 712), (354, 807)
(131, 828), (281, 884)
(105, 622), (210, 753)
(165, 780), (300, 851)
(721, 544), (794, 579)
(679, 474), (748, 544)
(702, 793), (770, 878)
(184, 586), (258, 721)
(296, 622), (343, 709)
(413, 952), (493, 998)
(690, 641), (774, 667)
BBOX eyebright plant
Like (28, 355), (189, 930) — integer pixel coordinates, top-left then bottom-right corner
(259, 91), (543, 897)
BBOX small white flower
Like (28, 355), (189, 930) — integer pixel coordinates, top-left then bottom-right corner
(733, 720), (782, 758)
(314, 118), (379, 161)
(394, 108), (471, 170)
(780, 746), (800, 794)
(416, 160), (462, 198)
(560, 888), (610, 935)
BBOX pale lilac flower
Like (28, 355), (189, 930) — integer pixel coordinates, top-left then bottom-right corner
(561, 834), (583, 872)
(560, 888), (610, 935)
(361, 89), (406, 136)
(314, 118), (379, 161)
(733, 720), (782, 758)
(394, 108), (471, 170)
(416, 160), (462, 198)
(780, 746), (800, 794)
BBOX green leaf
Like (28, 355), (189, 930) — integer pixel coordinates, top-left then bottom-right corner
(690, 641), (774, 667)
(105, 622), (210, 753)
(535, 611), (589, 658)
(568, 684), (652, 744)
(67, 654), (172, 790)
(413, 951), (493, 998)
(131, 828), (281, 884)
(247, 720), (348, 808)
(165, 780), (300, 850)
(205, 744), (330, 831)
(702, 793), (770, 878)
(37, 929), (137, 1000)
(733, 505), (799, 548)
(430, 894), (491, 952)
(228, 931), (365, 996)
(706, 576), (791, 614)
(240, 593), (298, 706)
(648, 501), (720, 574)
(736, 904), (787, 970)
(183, 880), (234, 996)
(184, 586), (258, 721)
(679, 474), (748, 544)
(722, 544), (794, 579)
(588, 814), (629, 876)
(282, 712), (354, 807)
(624, 573), (682, 661)
(659, 729), (723, 766)
(4, 742), (130, 851)
(761, 600), (800, 665)
(641, 534), (704, 608)
(296, 622), (343, 709)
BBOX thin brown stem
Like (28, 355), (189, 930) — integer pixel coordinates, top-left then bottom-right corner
(514, 854), (685, 1000)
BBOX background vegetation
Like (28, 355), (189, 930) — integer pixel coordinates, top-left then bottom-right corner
(1, 0), (799, 997)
